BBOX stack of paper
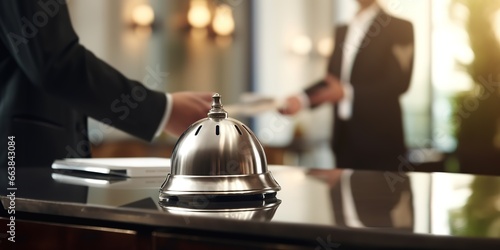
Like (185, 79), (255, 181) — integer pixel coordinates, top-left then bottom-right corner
(51, 157), (171, 177)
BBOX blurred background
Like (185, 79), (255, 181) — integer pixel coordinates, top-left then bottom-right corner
(70, 0), (500, 174)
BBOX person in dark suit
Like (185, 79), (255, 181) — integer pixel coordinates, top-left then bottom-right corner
(281, 0), (414, 170)
(0, 0), (212, 168)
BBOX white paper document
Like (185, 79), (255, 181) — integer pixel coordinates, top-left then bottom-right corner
(224, 93), (280, 116)
(51, 157), (171, 177)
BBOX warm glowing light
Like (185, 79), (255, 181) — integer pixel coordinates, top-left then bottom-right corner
(317, 37), (334, 57)
(132, 4), (155, 26)
(212, 5), (235, 36)
(290, 35), (312, 55)
(188, 0), (212, 28)
(450, 2), (470, 22)
(455, 44), (474, 65)
(433, 28), (474, 92)
(493, 9), (500, 45)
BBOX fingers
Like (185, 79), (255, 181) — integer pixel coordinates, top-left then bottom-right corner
(324, 74), (339, 85)
(279, 96), (302, 115)
(324, 75), (344, 103)
(164, 92), (214, 136)
(198, 92), (216, 102)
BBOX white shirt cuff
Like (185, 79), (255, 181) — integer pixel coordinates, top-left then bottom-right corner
(297, 92), (311, 109)
(338, 83), (354, 120)
(154, 93), (173, 139)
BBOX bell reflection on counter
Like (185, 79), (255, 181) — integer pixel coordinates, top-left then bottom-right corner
(160, 197), (281, 221)
(159, 93), (281, 202)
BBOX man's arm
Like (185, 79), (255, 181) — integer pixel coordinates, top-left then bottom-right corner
(0, 0), (168, 140)
(280, 26), (346, 114)
(304, 26), (346, 108)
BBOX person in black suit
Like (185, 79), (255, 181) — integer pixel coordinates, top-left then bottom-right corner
(0, 0), (213, 168)
(281, 0), (414, 170)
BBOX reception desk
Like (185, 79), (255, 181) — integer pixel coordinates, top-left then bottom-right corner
(1, 165), (500, 249)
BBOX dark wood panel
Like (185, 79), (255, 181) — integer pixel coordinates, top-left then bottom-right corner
(152, 232), (308, 250)
(0, 218), (150, 250)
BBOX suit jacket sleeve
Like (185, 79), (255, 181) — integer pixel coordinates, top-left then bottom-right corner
(304, 26), (346, 108)
(0, 0), (166, 141)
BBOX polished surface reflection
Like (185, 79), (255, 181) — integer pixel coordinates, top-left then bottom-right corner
(160, 197), (281, 221)
(440, 175), (500, 238)
(308, 169), (413, 231)
(2, 165), (500, 241)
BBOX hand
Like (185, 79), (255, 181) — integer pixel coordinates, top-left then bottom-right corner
(301, 75), (345, 107)
(164, 92), (214, 136)
(279, 95), (303, 115)
(324, 74), (344, 103)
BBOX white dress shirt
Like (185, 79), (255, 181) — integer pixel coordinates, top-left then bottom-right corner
(338, 3), (380, 120)
(153, 93), (173, 138)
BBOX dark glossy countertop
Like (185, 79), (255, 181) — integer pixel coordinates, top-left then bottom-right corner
(2, 164), (500, 249)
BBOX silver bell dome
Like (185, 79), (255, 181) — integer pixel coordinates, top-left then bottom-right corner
(159, 93), (281, 201)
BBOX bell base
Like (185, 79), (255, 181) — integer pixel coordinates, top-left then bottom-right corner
(159, 197), (281, 221)
(159, 172), (281, 202)
(161, 193), (278, 208)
